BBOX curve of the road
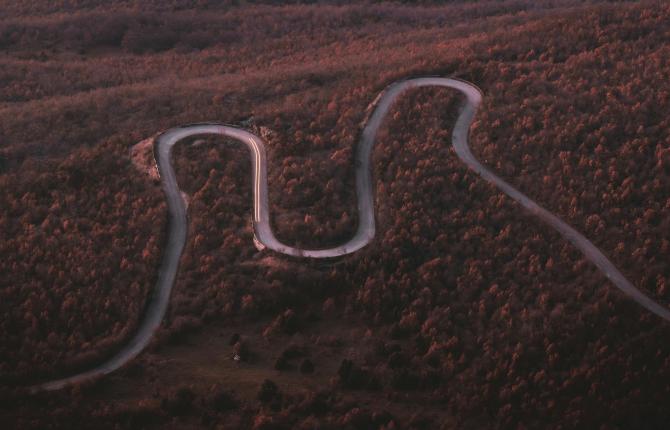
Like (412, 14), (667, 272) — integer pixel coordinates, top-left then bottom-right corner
(29, 77), (670, 393)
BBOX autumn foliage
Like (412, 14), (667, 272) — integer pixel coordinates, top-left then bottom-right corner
(2, 0), (670, 429)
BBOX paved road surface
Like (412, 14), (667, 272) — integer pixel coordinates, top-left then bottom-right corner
(29, 77), (670, 392)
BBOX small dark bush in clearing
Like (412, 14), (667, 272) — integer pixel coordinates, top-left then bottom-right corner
(161, 386), (196, 416)
(300, 359), (315, 374)
(274, 354), (289, 371)
(208, 386), (238, 412)
(258, 379), (279, 403)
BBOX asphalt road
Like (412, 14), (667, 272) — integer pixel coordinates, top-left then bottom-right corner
(29, 77), (670, 392)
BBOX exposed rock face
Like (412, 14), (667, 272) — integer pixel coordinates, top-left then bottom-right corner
(130, 136), (160, 181)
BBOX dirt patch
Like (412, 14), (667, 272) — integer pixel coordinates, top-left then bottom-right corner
(130, 136), (160, 182)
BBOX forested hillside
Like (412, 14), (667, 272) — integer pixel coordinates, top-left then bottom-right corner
(1, 0), (669, 428)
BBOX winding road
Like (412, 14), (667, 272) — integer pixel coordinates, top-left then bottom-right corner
(29, 77), (670, 393)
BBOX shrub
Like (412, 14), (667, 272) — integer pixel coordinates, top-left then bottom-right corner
(258, 379), (279, 403)
(299, 359), (314, 374)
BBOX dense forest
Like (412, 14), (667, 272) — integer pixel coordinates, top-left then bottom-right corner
(0, 140), (166, 383)
(2, 0), (670, 428)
